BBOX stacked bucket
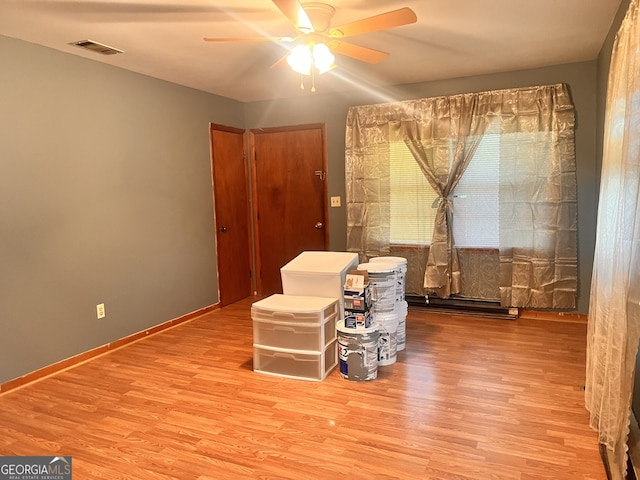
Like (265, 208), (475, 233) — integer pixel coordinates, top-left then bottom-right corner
(358, 256), (408, 366)
(339, 270), (378, 381)
(370, 256), (408, 352)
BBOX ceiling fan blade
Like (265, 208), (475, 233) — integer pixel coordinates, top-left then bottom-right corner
(272, 0), (314, 33)
(329, 7), (417, 38)
(204, 36), (294, 42)
(329, 41), (389, 64)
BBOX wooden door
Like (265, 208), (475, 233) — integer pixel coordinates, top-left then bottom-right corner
(251, 124), (328, 295)
(210, 123), (252, 307)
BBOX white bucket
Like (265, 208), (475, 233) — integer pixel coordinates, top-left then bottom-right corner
(397, 317), (406, 352)
(358, 262), (397, 313)
(397, 300), (408, 351)
(370, 256), (408, 304)
(375, 311), (399, 366)
(337, 320), (380, 381)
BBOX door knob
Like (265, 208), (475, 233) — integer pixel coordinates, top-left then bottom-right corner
(220, 226), (228, 232)
(314, 222), (323, 229)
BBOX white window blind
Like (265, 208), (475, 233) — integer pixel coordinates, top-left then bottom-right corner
(451, 134), (499, 247)
(389, 142), (438, 244)
(389, 135), (499, 247)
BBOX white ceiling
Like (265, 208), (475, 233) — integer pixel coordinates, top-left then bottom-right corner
(0, 0), (623, 103)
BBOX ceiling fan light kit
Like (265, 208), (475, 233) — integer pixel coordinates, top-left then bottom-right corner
(287, 42), (335, 75)
(204, 0), (417, 92)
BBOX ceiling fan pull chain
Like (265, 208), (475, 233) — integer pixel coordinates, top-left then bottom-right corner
(311, 69), (316, 93)
(300, 73), (305, 90)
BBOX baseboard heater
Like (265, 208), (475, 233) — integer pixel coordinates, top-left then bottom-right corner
(406, 295), (519, 320)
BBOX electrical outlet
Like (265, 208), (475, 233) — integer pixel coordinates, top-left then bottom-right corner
(96, 303), (106, 319)
(330, 196), (341, 207)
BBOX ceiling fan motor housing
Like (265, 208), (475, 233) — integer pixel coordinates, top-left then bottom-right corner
(301, 2), (336, 33)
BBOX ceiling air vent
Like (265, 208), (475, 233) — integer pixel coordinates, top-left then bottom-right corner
(69, 40), (123, 56)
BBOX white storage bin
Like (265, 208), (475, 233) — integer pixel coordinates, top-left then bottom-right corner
(253, 341), (338, 381)
(251, 294), (338, 351)
(280, 251), (359, 317)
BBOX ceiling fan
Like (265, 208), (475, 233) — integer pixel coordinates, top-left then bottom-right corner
(203, 0), (417, 86)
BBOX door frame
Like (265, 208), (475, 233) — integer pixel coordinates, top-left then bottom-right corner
(250, 123), (330, 295)
(210, 122), (254, 306)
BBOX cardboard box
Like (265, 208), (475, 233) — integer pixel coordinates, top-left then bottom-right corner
(344, 309), (373, 329)
(343, 270), (373, 313)
(343, 270), (373, 328)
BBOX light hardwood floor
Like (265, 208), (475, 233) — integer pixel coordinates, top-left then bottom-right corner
(0, 297), (606, 479)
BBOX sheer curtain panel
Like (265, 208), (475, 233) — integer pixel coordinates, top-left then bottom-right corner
(586, 0), (640, 477)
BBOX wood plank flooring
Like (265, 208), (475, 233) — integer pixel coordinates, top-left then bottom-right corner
(0, 297), (605, 479)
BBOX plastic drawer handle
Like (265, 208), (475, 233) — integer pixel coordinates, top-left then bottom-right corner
(273, 312), (296, 318)
(273, 352), (296, 359)
(274, 326), (296, 333)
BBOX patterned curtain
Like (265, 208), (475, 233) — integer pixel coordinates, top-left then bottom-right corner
(400, 96), (489, 298)
(496, 86), (577, 308)
(345, 84), (577, 309)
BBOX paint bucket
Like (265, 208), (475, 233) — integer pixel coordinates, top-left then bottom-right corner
(357, 262), (397, 313)
(375, 311), (399, 366)
(370, 256), (408, 304)
(337, 320), (380, 381)
(396, 300), (408, 352)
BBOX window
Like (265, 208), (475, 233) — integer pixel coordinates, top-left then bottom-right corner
(389, 134), (499, 247)
(389, 142), (438, 244)
(451, 134), (499, 248)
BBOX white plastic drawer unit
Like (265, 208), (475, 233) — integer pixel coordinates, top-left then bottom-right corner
(280, 251), (359, 318)
(253, 341), (338, 381)
(251, 294), (339, 352)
